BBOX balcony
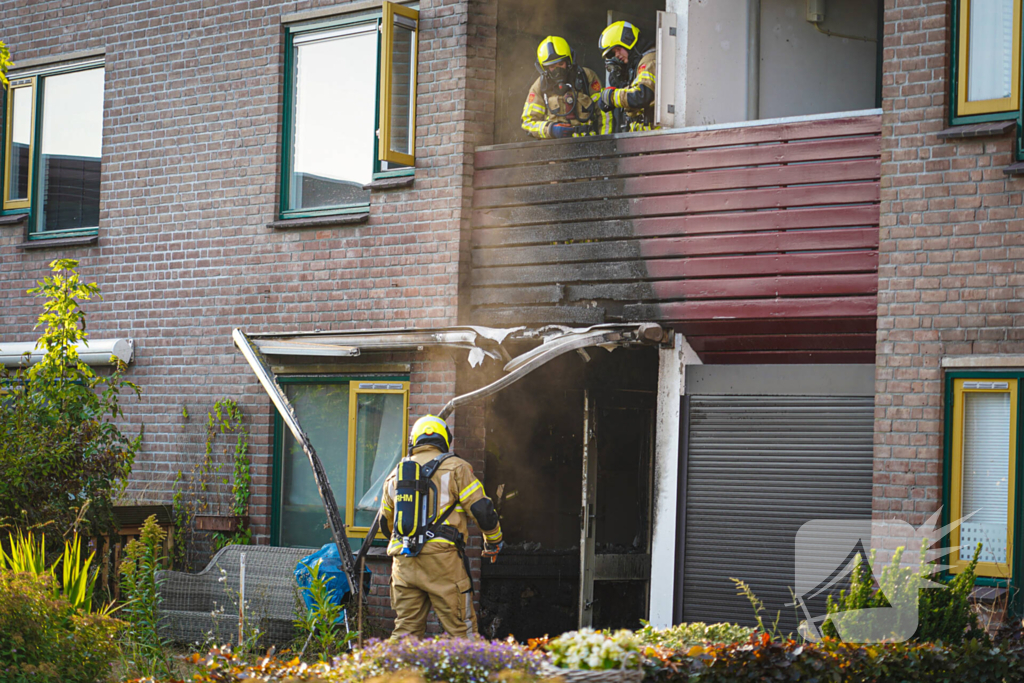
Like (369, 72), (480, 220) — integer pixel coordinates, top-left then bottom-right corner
(468, 111), (881, 364)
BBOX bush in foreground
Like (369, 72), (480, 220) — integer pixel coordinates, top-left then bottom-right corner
(681, 633), (1024, 683)
(0, 571), (120, 683)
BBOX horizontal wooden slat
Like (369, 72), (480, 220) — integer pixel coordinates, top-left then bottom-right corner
(696, 350), (876, 364)
(473, 228), (879, 268)
(689, 333), (877, 352)
(474, 115), (882, 169)
(470, 274), (878, 307)
(474, 136), (882, 189)
(473, 250), (877, 287)
(473, 182), (879, 228)
(474, 158), (880, 209)
(623, 296), (878, 321)
(675, 317), (878, 337)
(473, 205), (880, 247)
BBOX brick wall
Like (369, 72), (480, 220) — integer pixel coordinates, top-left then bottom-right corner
(875, 0), (1024, 524)
(0, 0), (497, 569)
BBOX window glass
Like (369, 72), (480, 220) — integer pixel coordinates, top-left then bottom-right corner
(279, 382), (350, 548)
(37, 68), (104, 233)
(7, 85), (32, 202)
(388, 16), (416, 158)
(353, 392), (406, 527)
(960, 391), (1010, 564)
(967, 0), (1016, 102)
(290, 25), (376, 210)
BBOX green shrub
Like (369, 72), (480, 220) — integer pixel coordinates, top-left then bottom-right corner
(823, 540), (987, 644)
(119, 514), (173, 679)
(0, 259), (141, 539)
(0, 570), (120, 683)
(637, 621), (754, 650)
(294, 559), (357, 660)
(0, 531), (105, 614)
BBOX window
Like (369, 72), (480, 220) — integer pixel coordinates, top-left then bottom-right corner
(280, 2), (419, 219)
(951, 0), (1023, 120)
(272, 377), (409, 547)
(945, 375), (1018, 580)
(2, 61), (105, 239)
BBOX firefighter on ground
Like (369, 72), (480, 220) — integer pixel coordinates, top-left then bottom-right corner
(380, 415), (503, 637)
(522, 36), (611, 139)
(598, 21), (657, 133)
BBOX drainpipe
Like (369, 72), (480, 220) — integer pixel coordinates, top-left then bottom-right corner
(746, 0), (760, 121)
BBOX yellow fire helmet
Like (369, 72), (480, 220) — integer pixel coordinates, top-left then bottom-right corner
(599, 21), (640, 59)
(409, 414), (452, 452)
(536, 35), (574, 67)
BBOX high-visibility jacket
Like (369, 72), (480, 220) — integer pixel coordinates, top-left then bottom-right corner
(609, 48), (656, 132)
(380, 445), (503, 556)
(522, 66), (612, 139)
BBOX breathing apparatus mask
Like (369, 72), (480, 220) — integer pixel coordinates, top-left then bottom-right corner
(538, 60), (570, 87)
(604, 56), (630, 88)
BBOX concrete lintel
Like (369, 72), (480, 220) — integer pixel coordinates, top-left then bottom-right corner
(649, 334), (701, 628)
(942, 355), (1024, 368)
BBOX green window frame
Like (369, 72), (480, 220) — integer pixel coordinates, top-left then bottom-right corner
(943, 370), (1024, 596)
(1, 58), (105, 240)
(279, 1), (419, 221)
(271, 375), (410, 548)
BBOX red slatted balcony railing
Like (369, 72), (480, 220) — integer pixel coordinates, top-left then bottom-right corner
(469, 112), (881, 364)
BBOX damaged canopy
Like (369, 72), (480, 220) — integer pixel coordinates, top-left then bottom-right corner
(230, 322), (667, 588)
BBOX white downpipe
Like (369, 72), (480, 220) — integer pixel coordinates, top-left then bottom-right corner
(649, 334), (701, 627)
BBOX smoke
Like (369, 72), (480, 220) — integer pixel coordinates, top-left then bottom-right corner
(493, 0), (665, 144)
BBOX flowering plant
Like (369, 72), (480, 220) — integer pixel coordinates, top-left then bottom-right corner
(544, 628), (642, 671)
(343, 637), (542, 683)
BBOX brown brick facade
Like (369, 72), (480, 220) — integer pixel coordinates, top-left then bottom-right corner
(876, 0), (1024, 524)
(0, 0), (497, 593)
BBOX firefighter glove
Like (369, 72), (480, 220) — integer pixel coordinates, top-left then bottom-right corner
(550, 123), (575, 139)
(482, 540), (504, 557)
(572, 125), (594, 137)
(599, 88), (616, 112)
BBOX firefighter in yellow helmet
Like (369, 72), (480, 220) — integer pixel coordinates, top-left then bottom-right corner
(380, 414), (503, 637)
(522, 36), (611, 139)
(598, 21), (657, 132)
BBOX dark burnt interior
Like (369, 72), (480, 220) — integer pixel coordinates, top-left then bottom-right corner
(479, 344), (658, 639)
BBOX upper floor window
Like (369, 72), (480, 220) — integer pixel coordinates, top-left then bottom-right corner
(952, 0), (1023, 120)
(280, 2), (418, 220)
(3, 60), (105, 239)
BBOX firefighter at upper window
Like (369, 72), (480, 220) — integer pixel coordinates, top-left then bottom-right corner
(522, 36), (611, 139)
(598, 21), (657, 133)
(380, 415), (503, 637)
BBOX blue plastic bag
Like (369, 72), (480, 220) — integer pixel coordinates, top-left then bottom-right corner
(294, 543), (353, 621)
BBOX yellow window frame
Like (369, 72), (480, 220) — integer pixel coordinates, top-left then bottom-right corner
(346, 379), (410, 539)
(949, 377), (1017, 579)
(3, 76), (35, 211)
(378, 1), (419, 167)
(956, 0), (1023, 116)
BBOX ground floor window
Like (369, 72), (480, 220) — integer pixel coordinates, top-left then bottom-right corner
(945, 374), (1018, 580)
(272, 376), (409, 548)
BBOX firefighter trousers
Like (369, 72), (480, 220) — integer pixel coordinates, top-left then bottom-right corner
(390, 550), (477, 637)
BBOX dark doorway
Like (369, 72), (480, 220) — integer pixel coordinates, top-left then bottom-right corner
(479, 345), (657, 640)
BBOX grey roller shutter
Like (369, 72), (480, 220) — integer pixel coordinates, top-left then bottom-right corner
(679, 396), (874, 632)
